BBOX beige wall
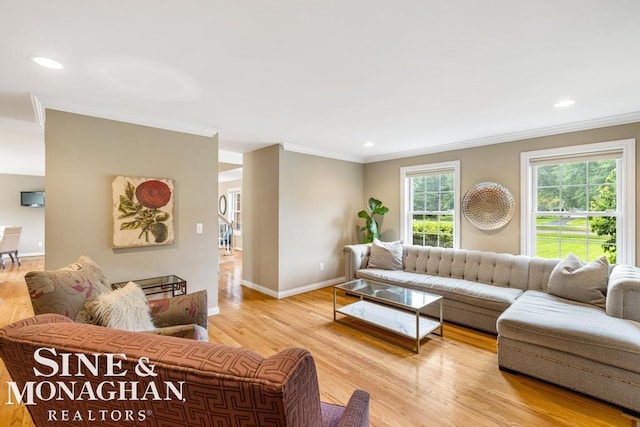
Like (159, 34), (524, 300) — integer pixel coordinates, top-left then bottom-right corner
(218, 178), (243, 250)
(243, 145), (364, 295)
(364, 122), (640, 261)
(279, 150), (363, 291)
(45, 110), (219, 310)
(243, 145), (279, 291)
(0, 174), (45, 255)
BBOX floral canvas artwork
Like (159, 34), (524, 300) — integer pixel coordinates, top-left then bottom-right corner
(112, 176), (175, 248)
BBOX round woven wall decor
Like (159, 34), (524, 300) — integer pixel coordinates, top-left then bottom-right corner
(462, 182), (515, 230)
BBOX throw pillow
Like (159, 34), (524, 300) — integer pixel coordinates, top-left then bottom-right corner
(25, 255), (112, 324)
(89, 281), (156, 332)
(547, 254), (609, 308)
(368, 239), (403, 270)
(70, 255), (111, 291)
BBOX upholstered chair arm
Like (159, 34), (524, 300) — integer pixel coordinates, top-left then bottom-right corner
(148, 290), (208, 330)
(607, 265), (640, 322)
(257, 347), (324, 425)
(338, 389), (370, 427)
(343, 244), (371, 281)
(0, 314), (71, 339)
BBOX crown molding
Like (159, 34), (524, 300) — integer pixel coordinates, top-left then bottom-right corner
(28, 96), (640, 164)
(219, 150), (243, 165)
(280, 142), (364, 164)
(30, 94), (45, 128)
(36, 96), (218, 137)
(363, 111), (640, 164)
(219, 167), (243, 183)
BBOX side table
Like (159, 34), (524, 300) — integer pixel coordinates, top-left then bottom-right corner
(111, 275), (187, 297)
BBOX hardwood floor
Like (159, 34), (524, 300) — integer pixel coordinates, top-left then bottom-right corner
(0, 253), (632, 426)
(0, 256), (44, 427)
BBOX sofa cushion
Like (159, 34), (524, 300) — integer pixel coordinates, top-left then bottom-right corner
(356, 269), (522, 312)
(497, 290), (640, 373)
(148, 289), (208, 330)
(88, 281), (156, 332)
(367, 239), (403, 270)
(547, 254), (608, 308)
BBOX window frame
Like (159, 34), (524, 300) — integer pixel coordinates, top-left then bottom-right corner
(400, 160), (461, 249)
(520, 139), (635, 264)
(227, 188), (241, 235)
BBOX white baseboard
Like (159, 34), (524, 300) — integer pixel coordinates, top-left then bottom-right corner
(18, 252), (45, 257)
(208, 306), (220, 316)
(278, 277), (344, 298)
(241, 280), (279, 298)
(242, 277), (343, 299)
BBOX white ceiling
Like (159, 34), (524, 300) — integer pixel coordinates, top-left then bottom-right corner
(2, 1), (640, 176)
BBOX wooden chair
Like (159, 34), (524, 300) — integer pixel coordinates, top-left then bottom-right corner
(0, 226), (22, 270)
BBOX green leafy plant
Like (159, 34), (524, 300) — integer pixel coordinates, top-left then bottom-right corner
(118, 180), (172, 243)
(358, 197), (389, 243)
(589, 169), (617, 263)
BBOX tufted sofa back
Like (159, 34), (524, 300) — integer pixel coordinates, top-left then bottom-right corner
(345, 244), (559, 292)
(403, 245), (559, 291)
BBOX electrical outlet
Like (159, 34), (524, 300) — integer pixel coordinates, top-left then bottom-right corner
(320, 262), (324, 271)
(196, 223), (203, 234)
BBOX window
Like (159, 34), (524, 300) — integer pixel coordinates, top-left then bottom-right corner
(400, 161), (460, 248)
(521, 139), (635, 264)
(228, 189), (241, 233)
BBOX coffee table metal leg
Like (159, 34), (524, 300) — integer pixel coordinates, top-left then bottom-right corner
(415, 310), (420, 353)
(333, 287), (337, 321)
(440, 299), (444, 336)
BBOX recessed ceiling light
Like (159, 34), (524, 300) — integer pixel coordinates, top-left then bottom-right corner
(30, 56), (64, 70)
(554, 99), (575, 108)
(364, 141), (375, 148)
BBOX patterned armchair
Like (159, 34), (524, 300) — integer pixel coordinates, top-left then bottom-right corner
(24, 256), (208, 341)
(0, 314), (370, 427)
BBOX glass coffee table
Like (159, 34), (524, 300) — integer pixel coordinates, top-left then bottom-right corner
(334, 278), (443, 353)
(112, 275), (187, 297)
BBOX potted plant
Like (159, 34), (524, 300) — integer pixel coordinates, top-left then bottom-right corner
(358, 197), (389, 243)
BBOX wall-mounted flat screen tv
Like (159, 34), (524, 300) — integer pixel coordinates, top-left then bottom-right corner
(21, 191), (45, 207)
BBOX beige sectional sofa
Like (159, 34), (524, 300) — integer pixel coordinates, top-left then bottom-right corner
(343, 242), (640, 414)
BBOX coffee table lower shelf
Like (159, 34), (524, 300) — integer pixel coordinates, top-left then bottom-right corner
(335, 300), (441, 352)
